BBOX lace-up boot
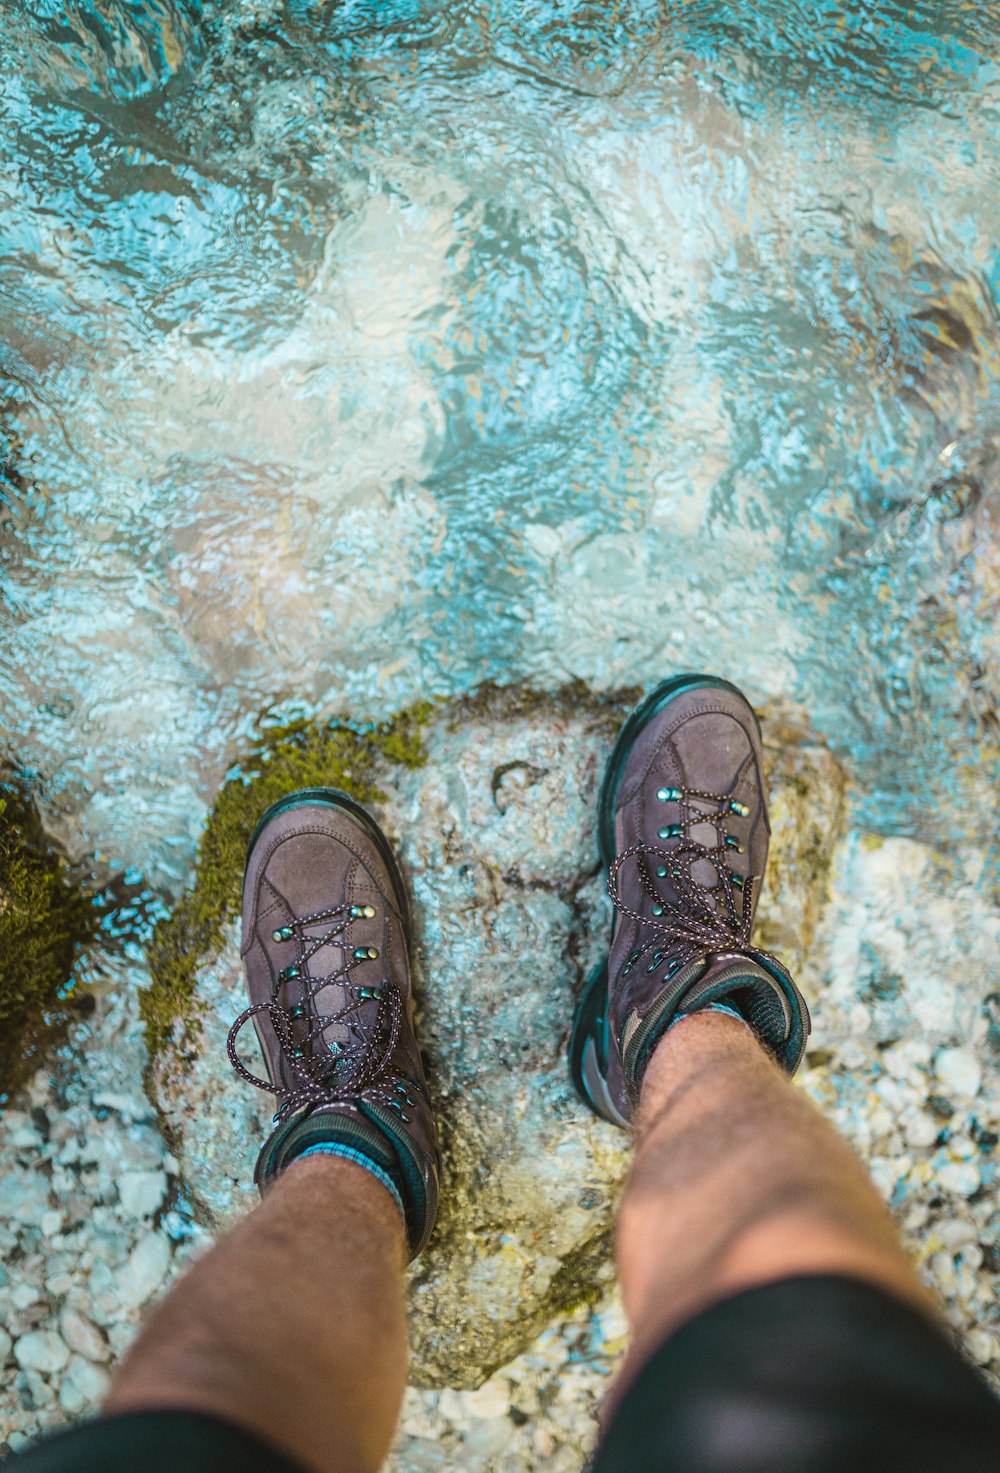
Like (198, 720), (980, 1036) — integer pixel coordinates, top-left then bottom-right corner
(228, 788), (439, 1258)
(569, 675), (810, 1128)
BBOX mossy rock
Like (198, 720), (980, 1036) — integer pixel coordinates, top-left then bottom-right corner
(144, 684), (848, 1387)
(0, 778), (96, 1094)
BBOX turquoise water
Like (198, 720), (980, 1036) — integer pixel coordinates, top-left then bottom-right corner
(1, 1), (998, 890)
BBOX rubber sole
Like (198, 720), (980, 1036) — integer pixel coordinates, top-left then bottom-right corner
(243, 785), (411, 940)
(568, 673), (759, 1123)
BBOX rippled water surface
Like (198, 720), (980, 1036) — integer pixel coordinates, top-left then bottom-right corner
(2, 0), (999, 888)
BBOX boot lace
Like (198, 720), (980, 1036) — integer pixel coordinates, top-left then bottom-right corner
(226, 902), (419, 1123)
(608, 784), (779, 978)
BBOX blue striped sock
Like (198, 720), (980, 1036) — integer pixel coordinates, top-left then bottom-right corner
(289, 1142), (406, 1224)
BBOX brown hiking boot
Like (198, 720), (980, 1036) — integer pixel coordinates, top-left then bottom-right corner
(227, 788), (439, 1258)
(569, 675), (809, 1127)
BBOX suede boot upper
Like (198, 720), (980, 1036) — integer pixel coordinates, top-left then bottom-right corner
(229, 789), (439, 1258)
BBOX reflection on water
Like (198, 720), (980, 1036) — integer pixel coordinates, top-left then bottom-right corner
(1, 0), (998, 888)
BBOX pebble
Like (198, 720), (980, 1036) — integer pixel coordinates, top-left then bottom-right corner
(106, 1322), (134, 1358)
(59, 1308), (109, 1364)
(58, 1355), (111, 1416)
(0, 1327), (12, 1363)
(935, 1049), (981, 1099)
(936, 1218), (978, 1249)
(0, 1176), (47, 1228)
(92, 1092), (143, 1121)
(118, 1171), (167, 1220)
(40, 1212), (62, 1238)
(966, 1330), (996, 1365)
(837, 1040), (868, 1070)
(118, 1232), (171, 1309)
(532, 1429), (557, 1458)
(17, 1369), (53, 1410)
(938, 1161), (981, 1197)
(439, 1378), (510, 1422)
(929, 1250), (958, 1292)
(884, 1040), (932, 1078)
(14, 1331), (69, 1376)
(904, 1112), (939, 1149)
(10, 1125), (44, 1151)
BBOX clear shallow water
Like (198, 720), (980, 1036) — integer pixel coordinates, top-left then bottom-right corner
(1, 0), (999, 891)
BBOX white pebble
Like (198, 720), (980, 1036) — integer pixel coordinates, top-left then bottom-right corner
(40, 1211), (62, 1238)
(14, 1331), (69, 1376)
(966, 1330), (996, 1365)
(91, 1092), (142, 1121)
(533, 1429), (557, 1459)
(59, 1308), (109, 1364)
(937, 1161), (981, 1197)
(118, 1231), (171, 1308)
(464, 1379), (510, 1420)
(0, 1175), (48, 1228)
(929, 1250), (957, 1292)
(10, 1125), (44, 1150)
(904, 1203), (930, 1232)
(904, 1112), (939, 1149)
(19, 1367), (54, 1409)
(868, 1158), (898, 1201)
(58, 1354), (111, 1415)
(935, 1048), (981, 1099)
(597, 1298), (629, 1347)
(884, 1040), (931, 1079)
(936, 1218), (978, 1249)
(118, 1171), (167, 1220)
(439, 1379), (510, 1422)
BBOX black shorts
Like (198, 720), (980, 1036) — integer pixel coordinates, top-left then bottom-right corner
(13, 1276), (1000, 1473)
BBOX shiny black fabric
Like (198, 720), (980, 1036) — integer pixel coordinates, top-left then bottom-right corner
(8, 1411), (303, 1473)
(596, 1275), (1000, 1473)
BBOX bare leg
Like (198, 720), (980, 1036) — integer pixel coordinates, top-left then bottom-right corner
(616, 1011), (937, 1389)
(106, 1156), (407, 1473)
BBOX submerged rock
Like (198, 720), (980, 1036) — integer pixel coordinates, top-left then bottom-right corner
(146, 684), (848, 1387)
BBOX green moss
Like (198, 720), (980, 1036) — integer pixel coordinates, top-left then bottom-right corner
(141, 702), (434, 1062)
(541, 1224), (614, 1315)
(0, 780), (96, 1094)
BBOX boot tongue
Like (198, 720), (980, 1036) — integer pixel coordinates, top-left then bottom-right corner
(686, 800), (723, 891)
(653, 795), (724, 895)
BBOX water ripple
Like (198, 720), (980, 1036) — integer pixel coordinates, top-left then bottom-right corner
(1, 0), (999, 881)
